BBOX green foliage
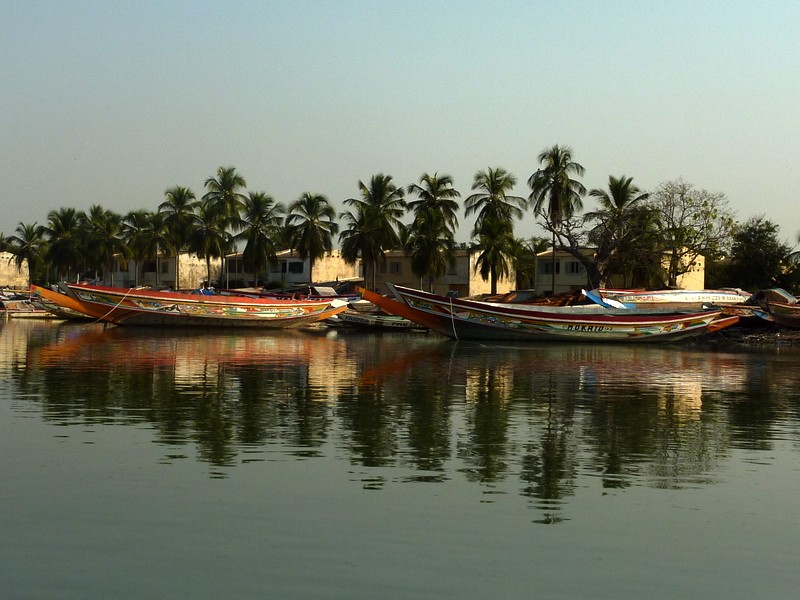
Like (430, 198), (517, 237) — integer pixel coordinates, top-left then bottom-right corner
(237, 191), (285, 285)
(528, 146), (586, 293)
(473, 214), (515, 294)
(647, 179), (735, 287)
(286, 193), (338, 284)
(405, 173), (460, 290)
(7, 222), (46, 286)
(339, 174), (406, 290)
(465, 167), (524, 236)
(723, 216), (793, 291)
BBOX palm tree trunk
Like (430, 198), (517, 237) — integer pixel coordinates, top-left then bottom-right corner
(550, 231), (556, 295)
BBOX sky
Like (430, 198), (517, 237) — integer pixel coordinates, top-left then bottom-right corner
(2, 0), (799, 246)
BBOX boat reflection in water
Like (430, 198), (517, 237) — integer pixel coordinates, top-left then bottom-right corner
(9, 320), (800, 520)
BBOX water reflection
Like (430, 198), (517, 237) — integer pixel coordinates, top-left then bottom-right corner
(4, 319), (800, 521)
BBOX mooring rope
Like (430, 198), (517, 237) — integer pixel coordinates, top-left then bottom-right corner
(448, 295), (459, 341)
(86, 286), (136, 325)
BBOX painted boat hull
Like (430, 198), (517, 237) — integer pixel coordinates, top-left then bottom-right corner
(329, 310), (427, 331)
(600, 288), (752, 305)
(33, 284), (347, 328)
(361, 285), (736, 343)
(762, 301), (800, 329)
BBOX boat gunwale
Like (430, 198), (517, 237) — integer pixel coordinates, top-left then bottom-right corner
(389, 284), (722, 326)
(67, 283), (337, 307)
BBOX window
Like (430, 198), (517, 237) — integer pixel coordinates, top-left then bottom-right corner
(566, 261), (582, 275)
(160, 261), (169, 274)
(288, 261), (304, 274)
(389, 262), (402, 274)
(542, 261), (560, 275)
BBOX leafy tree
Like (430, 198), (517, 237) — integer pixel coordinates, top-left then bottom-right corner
(528, 145), (586, 294)
(724, 216), (792, 291)
(340, 174), (406, 290)
(647, 179), (735, 287)
(237, 191), (286, 286)
(608, 206), (664, 288)
(7, 222), (46, 286)
(285, 192), (339, 285)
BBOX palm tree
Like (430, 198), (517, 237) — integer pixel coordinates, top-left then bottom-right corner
(406, 173), (461, 233)
(528, 145), (586, 294)
(237, 191), (286, 286)
(203, 167), (246, 286)
(340, 174), (406, 290)
(405, 173), (461, 291)
(405, 209), (456, 292)
(189, 198), (232, 287)
(123, 209), (153, 286)
(159, 185), (198, 289)
(44, 207), (85, 281)
(7, 222), (46, 287)
(473, 214), (515, 295)
(285, 192), (339, 285)
(140, 211), (174, 287)
(464, 167), (525, 236)
(339, 203), (374, 288)
(203, 166), (246, 231)
(83, 205), (127, 285)
(507, 236), (549, 290)
(585, 175), (650, 286)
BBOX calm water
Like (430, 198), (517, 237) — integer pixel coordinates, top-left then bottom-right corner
(1, 319), (799, 599)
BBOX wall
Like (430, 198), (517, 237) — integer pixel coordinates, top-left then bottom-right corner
(0, 252), (29, 288)
(370, 249), (515, 297)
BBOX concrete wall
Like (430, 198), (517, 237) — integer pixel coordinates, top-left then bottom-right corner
(535, 248), (707, 294)
(111, 253), (221, 290)
(0, 252), (29, 288)
(370, 249), (515, 297)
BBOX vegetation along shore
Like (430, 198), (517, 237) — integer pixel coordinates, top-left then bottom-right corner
(2, 144), (799, 296)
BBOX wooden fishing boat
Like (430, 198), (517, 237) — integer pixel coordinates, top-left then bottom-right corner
(31, 283), (348, 328)
(326, 310), (428, 331)
(358, 285), (738, 343)
(598, 288), (752, 306)
(748, 288), (800, 328)
(1, 292), (56, 319)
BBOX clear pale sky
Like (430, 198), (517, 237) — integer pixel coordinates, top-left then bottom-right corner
(2, 0), (799, 245)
